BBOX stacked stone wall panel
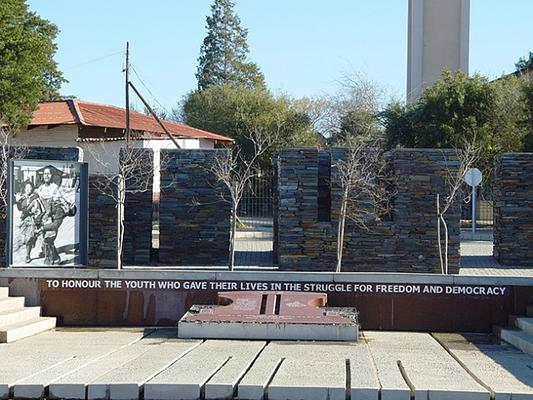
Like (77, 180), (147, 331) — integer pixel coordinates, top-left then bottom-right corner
(122, 148), (154, 265)
(159, 149), (230, 265)
(276, 148), (461, 273)
(493, 153), (533, 266)
(88, 176), (118, 268)
(392, 149), (461, 273)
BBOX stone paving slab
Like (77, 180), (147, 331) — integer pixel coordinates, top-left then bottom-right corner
(144, 340), (266, 400)
(365, 331), (490, 400)
(268, 359), (345, 400)
(349, 340), (381, 400)
(0, 329), (146, 400)
(237, 342), (285, 400)
(1, 329), (145, 382)
(89, 339), (202, 400)
(239, 341), (379, 400)
(434, 333), (533, 400)
(1, 329), (532, 400)
(204, 342), (266, 400)
(361, 333), (411, 400)
(48, 330), (173, 400)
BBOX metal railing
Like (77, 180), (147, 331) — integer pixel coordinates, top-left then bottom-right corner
(461, 183), (493, 227)
(237, 170), (275, 225)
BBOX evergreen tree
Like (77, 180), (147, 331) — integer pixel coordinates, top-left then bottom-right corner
(381, 70), (529, 173)
(0, 0), (65, 129)
(196, 0), (265, 90)
(515, 52), (533, 73)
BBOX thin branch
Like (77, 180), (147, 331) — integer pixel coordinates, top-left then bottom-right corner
(437, 134), (482, 274)
(334, 140), (395, 272)
(86, 142), (156, 268)
(206, 116), (282, 270)
(0, 127), (28, 218)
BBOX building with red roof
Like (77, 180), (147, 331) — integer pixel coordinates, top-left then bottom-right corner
(11, 100), (234, 190)
(23, 100), (233, 145)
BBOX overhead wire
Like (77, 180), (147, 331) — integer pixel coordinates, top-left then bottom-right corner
(129, 63), (174, 118)
(64, 50), (123, 71)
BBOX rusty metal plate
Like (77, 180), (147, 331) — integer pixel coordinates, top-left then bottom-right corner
(181, 291), (353, 325)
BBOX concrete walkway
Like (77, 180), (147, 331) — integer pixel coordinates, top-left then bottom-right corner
(1, 328), (532, 400)
(235, 218), (273, 267)
(460, 241), (533, 277)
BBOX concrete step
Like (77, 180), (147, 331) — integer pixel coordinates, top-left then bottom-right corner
(0, 307), (41, 326)
(0, 287), (9, 299)
(0, 316), (56, 343)
(497, 326), (533, 357)
(235, 231), (273, 239)
(512, 316), (533, 336)
(0, 296), (25, 313)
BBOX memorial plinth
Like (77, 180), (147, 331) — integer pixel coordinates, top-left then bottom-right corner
(178, 291), (358, 341)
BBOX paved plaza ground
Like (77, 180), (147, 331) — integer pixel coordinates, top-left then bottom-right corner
(1, 328), (532, 400)
(458, 241), (533, 276)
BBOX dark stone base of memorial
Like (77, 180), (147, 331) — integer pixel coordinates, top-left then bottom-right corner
(177, 291), (359, 341)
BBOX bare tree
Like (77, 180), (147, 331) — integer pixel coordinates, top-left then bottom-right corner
(86, 142), (155, 268)
(293, 73), (384, 143)
(209, 123), (280, 270)
(437, 138), (481, 274)
(334, 140), (393, 272)
(0, 127), (27, 219)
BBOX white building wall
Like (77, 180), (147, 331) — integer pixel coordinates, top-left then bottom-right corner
(407, 0), (470, 101)
(11, 125), (79, 148)
(143, 138), (214, 193)
(11, 126), (217, 193)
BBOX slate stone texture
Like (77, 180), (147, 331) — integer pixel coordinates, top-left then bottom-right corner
(121, 148), (154, 266)
(159, 149), (230, 265)
(0, 147), (80, 266)
(275, 148), (461, 273)
(88, 175), (118, 268)
(392, 149), (461, 273)
(493, 153), (533, 266)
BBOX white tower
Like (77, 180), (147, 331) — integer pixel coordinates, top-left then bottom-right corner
(407, 0), (470, 101)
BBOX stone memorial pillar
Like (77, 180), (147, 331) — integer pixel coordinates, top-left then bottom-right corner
(159, 149), (230, 265)
(494, 153), (533, 266)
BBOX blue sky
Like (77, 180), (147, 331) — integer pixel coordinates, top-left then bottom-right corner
(27, 1), (533, 112)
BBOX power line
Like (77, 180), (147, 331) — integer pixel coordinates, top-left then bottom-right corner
(129, 64), (173, 118)
(64, 50), (123, 71)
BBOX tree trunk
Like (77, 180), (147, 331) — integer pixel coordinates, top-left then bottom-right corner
(436, 194), (444, 275)
(336, 190), (348, 273)
(442, 215), (449, 275)
(228, 201), (237, 271)
(117, 175), (125, 269)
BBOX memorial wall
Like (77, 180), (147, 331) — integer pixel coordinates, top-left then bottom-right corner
(122, 148), (154, 265)
(494, 152), (533, 265)
(275, 148), (461, 273)
(1, 269), (531, 331)
(0, 147), (531, 271)
(158, 149), (231, 266)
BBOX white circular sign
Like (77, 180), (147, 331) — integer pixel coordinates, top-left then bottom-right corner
(464, 168), (482, 187)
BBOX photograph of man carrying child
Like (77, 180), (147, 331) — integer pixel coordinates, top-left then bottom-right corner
(9, 161), (86, 267)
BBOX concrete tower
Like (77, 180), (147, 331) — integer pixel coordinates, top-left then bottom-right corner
(407, 0), (470, 101)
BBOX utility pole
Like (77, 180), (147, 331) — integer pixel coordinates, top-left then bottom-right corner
(129, 82), (181, 149)
(123, 41), (180, 149)
(125, 42), (130, 143)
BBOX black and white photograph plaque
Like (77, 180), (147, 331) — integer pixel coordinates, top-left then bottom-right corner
(7, 159), (88, 267)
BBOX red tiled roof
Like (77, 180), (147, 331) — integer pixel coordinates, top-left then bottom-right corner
(30, 101), (79, 125)
(29, 100), (234, 143)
